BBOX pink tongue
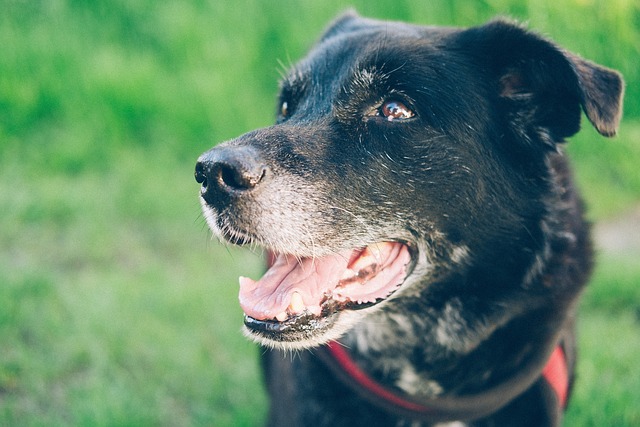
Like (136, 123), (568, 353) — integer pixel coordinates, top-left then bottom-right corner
(238, 243), (411, 321)
(239, 250), (353, 320)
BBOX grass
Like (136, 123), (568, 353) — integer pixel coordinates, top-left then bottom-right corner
(0, 153), (269, 425)
(1, 0), (638, 425)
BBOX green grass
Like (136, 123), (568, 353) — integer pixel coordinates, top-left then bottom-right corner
(0, 152), (269, 425)
(1, 1), (639, 425)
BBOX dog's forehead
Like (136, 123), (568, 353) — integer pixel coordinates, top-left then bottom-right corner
(283, 20), (457, 92)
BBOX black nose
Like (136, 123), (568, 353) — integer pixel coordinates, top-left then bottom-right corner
(195, 145), (268, 203)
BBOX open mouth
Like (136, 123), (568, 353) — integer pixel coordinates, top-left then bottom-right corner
(239, 242), (414, 342)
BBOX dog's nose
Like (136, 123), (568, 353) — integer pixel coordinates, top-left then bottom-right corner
(195, 146), (268, 202)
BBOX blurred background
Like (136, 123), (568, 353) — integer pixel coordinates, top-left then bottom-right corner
(1, 0), (638, 425)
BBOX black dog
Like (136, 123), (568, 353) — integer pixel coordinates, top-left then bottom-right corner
(195, 12), (623, 426)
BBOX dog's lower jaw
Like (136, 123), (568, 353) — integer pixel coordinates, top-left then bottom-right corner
(243, 309), (369, 351)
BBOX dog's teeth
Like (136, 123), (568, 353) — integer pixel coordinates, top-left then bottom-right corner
(288, 291), (305, 314)
(350, 242), (393, 271)
(350, 251), (378, 270)
(275, 311), (288, 322)
(367, 242), (393, 259)
(350, 254), (373, 270)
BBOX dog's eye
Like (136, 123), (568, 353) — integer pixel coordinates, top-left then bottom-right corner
(381, 100), (414, 121)
(368, 100), (415, 122)
(281, 101), (289, 118)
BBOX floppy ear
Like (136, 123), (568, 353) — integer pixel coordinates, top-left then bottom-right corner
(565, 51), (624, 137)
(460, 20), (624, 146)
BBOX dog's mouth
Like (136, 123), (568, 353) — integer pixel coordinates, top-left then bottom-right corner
(239, 242), (414, 343)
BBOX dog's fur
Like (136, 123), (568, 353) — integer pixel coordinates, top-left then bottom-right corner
(195, 12), (623, 426)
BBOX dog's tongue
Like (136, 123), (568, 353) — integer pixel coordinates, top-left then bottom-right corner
(238, 242), (411, 321)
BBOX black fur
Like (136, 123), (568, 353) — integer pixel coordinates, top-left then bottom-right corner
(195, 12), (623, 426)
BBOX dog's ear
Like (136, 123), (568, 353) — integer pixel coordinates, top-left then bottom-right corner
(460, 19), (624, 145)
(319, 10), (367, 42)
(563, 50), (625, 137)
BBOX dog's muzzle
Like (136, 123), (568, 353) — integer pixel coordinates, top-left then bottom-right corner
(195, 144), (416, 347)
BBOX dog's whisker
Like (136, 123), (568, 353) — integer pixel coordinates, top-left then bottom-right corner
(276, 58), (289, 80)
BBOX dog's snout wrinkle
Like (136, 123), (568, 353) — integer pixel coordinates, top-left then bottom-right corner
(195, 146), (268, 202)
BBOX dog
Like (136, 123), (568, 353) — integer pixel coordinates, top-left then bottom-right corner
(195, 12), (623, 426)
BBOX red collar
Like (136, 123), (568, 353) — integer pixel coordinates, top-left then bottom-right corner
(541, 345), (569, 407)
(321, 341), (568, 422)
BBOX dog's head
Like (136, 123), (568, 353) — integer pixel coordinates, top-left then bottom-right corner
(195, 13), (623, 350)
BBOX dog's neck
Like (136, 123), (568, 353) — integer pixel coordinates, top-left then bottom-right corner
(339, 292), (550, 397)
(317, 338), (568, 423)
